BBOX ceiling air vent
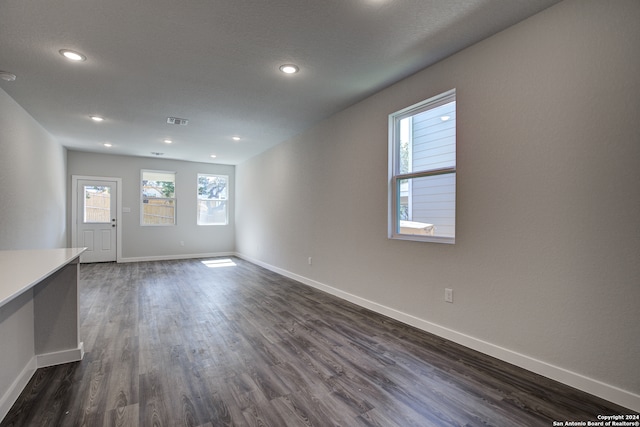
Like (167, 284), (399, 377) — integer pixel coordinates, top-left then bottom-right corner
(167, 117), (188, 125)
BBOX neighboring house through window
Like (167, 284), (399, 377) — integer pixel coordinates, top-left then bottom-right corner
(389, 89), (456, 243)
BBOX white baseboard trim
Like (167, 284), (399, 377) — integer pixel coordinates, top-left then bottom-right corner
(118, 252), (235, 263)
(36, 342), (85, 368)
(235, 252), (640, 412)
(0, 356), (36, 422)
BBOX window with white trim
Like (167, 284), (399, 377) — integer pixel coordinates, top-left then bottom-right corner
(389, 89), (456, 243)
(141, 170), (176, 225)
(197, 174), (228, 225)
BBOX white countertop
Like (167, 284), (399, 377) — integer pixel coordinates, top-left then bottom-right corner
(0, 248), (86, 307)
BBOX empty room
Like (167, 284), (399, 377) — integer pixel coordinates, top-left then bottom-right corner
(1, 0), (639, 425)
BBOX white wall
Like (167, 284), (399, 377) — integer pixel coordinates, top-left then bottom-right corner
(0, 88), (67, 250)
(67, 151), (235, 260)
(236, 0), (640, 410)
(0, 87), (66, 418)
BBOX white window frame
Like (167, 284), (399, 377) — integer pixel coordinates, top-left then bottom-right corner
(141, 169), (177, 226)
(197, 173), (229, 226)
(388, 89), (456, 244)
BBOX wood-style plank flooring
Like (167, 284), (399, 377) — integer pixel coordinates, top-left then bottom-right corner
(2, 257), (634, 426)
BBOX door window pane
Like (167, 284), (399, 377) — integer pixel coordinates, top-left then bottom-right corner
(83, 185), (111, 223)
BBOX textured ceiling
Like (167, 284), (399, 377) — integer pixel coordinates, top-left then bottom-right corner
(0, 0), (561, 165)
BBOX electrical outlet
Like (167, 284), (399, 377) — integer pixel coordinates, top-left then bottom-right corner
(180, 241), (185, 246)
(308, 257), (312, 265)
(445, 288), (453, 303)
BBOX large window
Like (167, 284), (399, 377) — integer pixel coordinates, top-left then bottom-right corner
(389, 89), (456, 243)
(197, 174), (228, 225)
(141, 170), (176, 225)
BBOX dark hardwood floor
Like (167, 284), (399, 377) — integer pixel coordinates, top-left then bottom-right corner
(2, 257), (634, 426)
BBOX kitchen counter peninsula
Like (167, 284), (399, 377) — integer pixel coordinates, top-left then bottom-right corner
(0, 247), (86, 421)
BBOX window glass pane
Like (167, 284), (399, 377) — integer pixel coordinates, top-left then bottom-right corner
(197, 174), (228, 225)
(401, 101), (456, 174)
(83, 185), (111, 223)
(197, 199), (227, 225)
(142, 199), (176, 225)
(142, 172), (175, 198)
(397, 173), (456, 238)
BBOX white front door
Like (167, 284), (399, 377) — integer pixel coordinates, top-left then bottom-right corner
(76, 179), (117, 263)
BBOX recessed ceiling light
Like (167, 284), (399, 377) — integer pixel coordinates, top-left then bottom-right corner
(59, 49), (86, 62)
(440, 115), (451, 121)
(279, 64), (299, 74)
(151, 152), (164, 156)
(90, 115), (104, 122)
(164, 139), (173, 144)
(103, 143), (112, 147)
(232, 136), (240, 141)
(210, 154), (217, 158)
(0, 71), (17, 82)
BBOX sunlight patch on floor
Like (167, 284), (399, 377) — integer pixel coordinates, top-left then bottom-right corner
(201, 258), (237, 268)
